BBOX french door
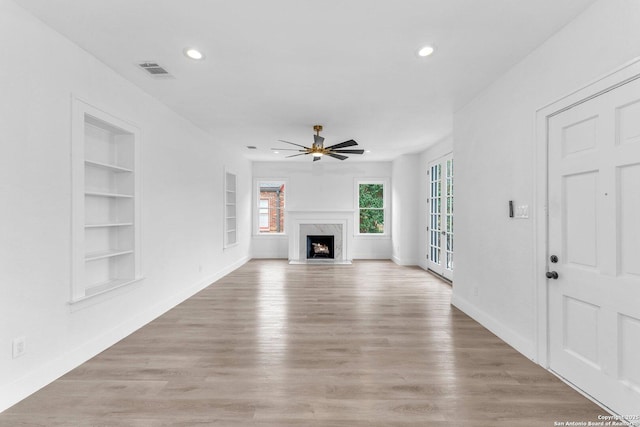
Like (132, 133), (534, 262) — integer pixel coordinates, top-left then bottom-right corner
(547, 75), (640, 415)
(427, 154), (453, 281)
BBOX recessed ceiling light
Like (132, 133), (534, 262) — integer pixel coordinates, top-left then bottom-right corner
(365, 150), (371, 153)
(273, 151), (279, 154)
(418, 45), (435, 57)
(184, 48), (204, 60)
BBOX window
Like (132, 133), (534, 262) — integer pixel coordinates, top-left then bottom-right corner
(256, 180), (286, 234)
(357, 180), (387, 234)
(259, 199), (269, 230)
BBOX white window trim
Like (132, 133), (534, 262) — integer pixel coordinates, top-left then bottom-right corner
(354, 178), (390, 237)
(253, 177), (288, 236)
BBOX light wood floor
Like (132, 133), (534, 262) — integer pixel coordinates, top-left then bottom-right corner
(1, 260), (604, 426)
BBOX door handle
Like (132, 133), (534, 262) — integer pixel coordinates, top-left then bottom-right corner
(546, 271), (559, 280)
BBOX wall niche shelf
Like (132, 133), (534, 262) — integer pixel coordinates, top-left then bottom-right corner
(85, 222), (134, 228)
(85, 249), (135, 262)
(84, 159), (133, 173)
(71, 98), (142, 303)
(224, 170), (238, 248)
(84, 191), (134, 198)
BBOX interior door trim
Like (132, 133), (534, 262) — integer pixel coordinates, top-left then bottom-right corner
(534, 56), (640, 369)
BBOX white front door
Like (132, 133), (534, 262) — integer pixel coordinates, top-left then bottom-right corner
(427, 155), (453, 280)
(548, 76), (640, 416)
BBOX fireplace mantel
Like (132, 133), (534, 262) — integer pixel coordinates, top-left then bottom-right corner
(287, 210), (353, 264)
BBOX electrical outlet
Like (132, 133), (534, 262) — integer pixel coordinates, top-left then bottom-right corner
(473, 287), (479, 297)
(12, 336), (26, 359)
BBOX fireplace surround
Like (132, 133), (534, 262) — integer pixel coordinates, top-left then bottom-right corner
(287, 210), (352, 264)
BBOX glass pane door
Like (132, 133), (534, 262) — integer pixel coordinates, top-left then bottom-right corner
(429, 163), (441, 266)
(428, 155), (453, 280)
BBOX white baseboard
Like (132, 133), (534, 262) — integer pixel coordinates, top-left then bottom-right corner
(451, 293), (535, 360)
(391, 256), (419, 266)
(0, 256), (249, 413)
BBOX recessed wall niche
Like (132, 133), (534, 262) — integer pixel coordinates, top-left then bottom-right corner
(71, 98), (142, 302)
(224, 170), (237, 248)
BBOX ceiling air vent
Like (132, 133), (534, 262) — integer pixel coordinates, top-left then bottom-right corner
(137, 62), (174, 79)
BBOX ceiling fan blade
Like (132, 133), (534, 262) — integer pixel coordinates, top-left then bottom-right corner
(325, 139), (357, 150)
(330, 149), (365, 154)
(328, 153), (348, 161)
(313, 156), (321, 162)
(278, 139), (310, 149)
(286, 152), (310, 158)
(313, 134), (325, 146)
(270, 148), (305, 151)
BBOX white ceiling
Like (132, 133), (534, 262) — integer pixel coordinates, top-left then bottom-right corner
(15, 0), (597, 162)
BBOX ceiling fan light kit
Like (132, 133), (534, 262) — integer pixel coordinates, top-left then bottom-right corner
(271, 125), (365, 161)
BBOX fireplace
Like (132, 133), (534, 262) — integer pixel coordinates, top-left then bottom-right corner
(306, 235), (335, 259)
(288, 211), (351, 264)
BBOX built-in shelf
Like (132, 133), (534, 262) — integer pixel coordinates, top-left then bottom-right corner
(85, 278), (140, 298)
(85, 159), (133, 173)
(71, 98), (142, 303)
(85, 191), (134, 198)
(85, 222), (134, 228)
(224, 170), (237, 248)
(85, 249), (134, 262)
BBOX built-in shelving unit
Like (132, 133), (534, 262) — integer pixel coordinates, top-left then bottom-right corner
(224, 171), (237, 248)
(71, 98), (142, 302)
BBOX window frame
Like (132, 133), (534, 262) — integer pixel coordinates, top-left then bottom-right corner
(355, 178), (389, 237)
(254, 178), (287, 236)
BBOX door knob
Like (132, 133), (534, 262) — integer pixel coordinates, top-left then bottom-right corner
(546, 271), (559, 280)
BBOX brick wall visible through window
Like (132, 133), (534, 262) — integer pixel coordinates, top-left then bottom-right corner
(258, 182), (285, 233)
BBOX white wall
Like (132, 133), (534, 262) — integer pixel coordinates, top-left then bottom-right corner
(0, 0), (251, 411)
(251, 161), (393, 259)
(391, 154), (420, 265)
(416, 137), (454, 271)
(453, 0), (640, 358)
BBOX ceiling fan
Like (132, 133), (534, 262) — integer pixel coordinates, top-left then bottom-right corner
(271, 125), (365, 161)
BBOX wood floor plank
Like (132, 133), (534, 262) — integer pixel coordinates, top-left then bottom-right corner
(0, 260), (605, 426)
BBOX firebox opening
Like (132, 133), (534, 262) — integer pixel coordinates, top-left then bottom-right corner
(306, 235), (335, 259)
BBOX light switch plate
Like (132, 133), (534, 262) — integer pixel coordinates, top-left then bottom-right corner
(514, 204), (529, 219)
